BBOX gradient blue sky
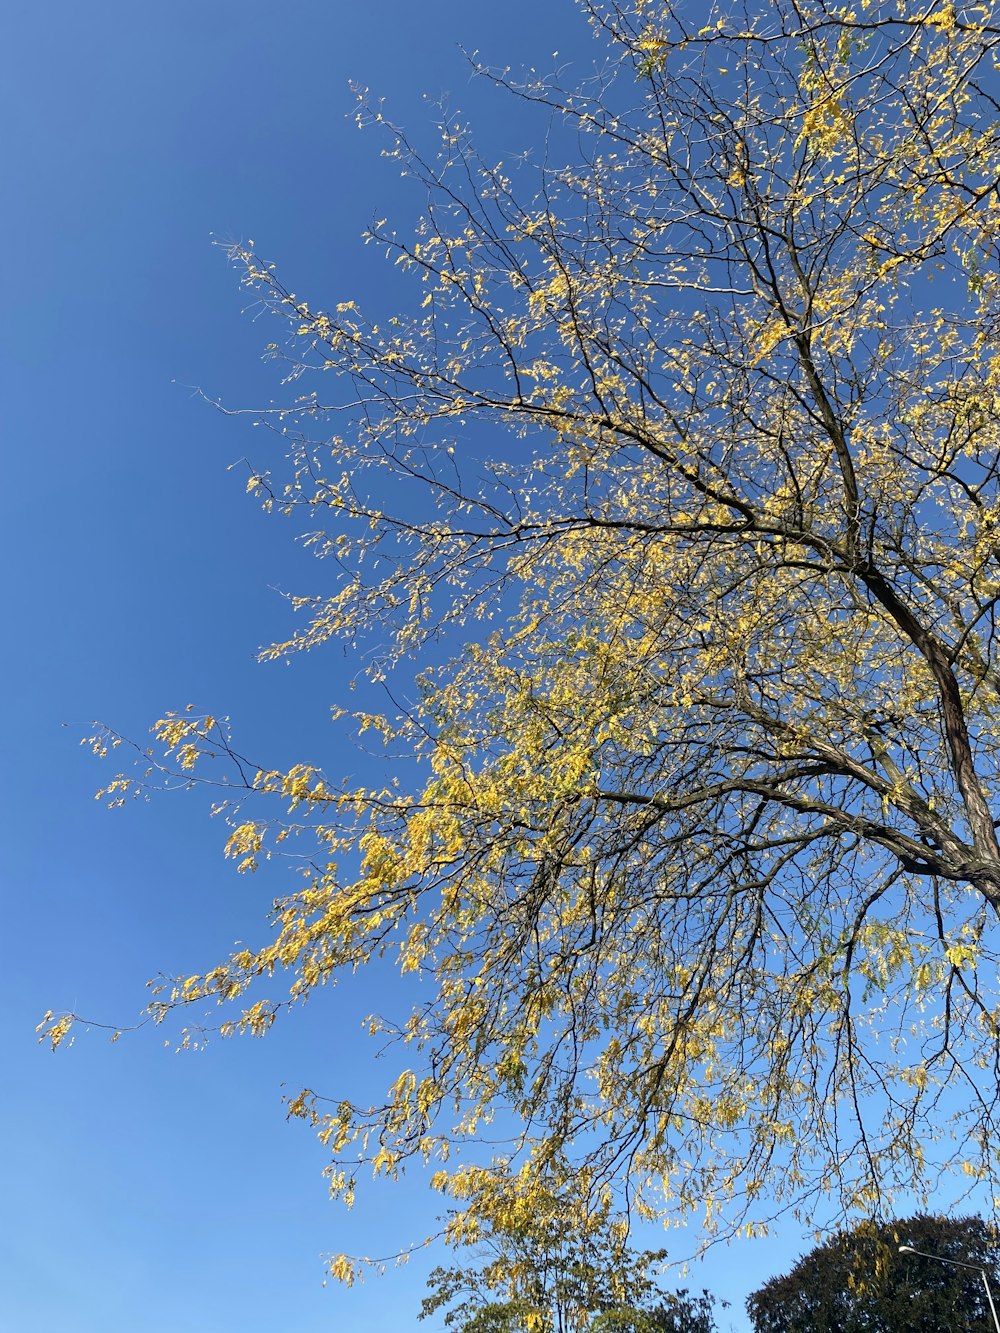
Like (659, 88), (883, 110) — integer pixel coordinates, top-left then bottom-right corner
(1, 4), (979, 1331)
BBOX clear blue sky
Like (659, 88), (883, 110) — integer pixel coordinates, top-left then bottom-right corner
(1, 4), (984, 1331)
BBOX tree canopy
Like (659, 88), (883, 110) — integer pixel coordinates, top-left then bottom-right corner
(45, 0), (1000, 1274)
(747, 1214), (1000, 1333)
(418, 1168), (720, 1333)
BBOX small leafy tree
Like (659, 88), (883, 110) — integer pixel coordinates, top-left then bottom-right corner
(624, 1293), (720, 1333)
(420, 1172), (720, 1333)
(747, 1214), (1000, 1333)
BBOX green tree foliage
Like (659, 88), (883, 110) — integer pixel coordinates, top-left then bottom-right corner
(627, 1293), (720, 1333)
(747, 1214), (1000, 1333)
(44, 0), (1000, 1272)
(419, 1172), (721, 1333)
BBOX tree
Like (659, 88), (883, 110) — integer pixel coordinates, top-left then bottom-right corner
(44, 0), (1000, 1272)
(418, 1171), (720, 1333)
(747, 1214), (1000, 1333)
(631, 1293), (720, 1333)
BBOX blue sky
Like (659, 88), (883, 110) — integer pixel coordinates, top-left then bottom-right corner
(1, 3), (981, 1330)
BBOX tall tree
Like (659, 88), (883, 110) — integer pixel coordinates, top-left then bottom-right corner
(747, 1214), (1000, 1333)
(45, 0), (1000, 1271)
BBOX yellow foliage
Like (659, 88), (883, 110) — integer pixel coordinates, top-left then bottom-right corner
(56, 0), (1000, 1272)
